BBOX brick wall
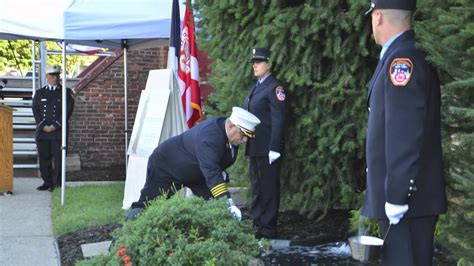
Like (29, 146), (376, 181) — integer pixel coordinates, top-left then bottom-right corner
(68, 42), (215, 170)
(68, 45), (168, 168)
(196, 48), (214, 100)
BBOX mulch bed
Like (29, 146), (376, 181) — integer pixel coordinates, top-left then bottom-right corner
(57, 167), (454, 265)
(57, 208), (350, 265)
(277, 209), (350, 244)
(57, 224), (121, 266)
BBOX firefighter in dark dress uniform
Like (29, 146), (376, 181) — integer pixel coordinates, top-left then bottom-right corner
(362, 1), (447, 265)
(32, 66), (74, 191)
(243, 48), (286, 239)
(125, 107), (261, 221)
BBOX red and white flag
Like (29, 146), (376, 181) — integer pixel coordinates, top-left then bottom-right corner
(57, 43), (101, 55)
(178, 1), (202, 128)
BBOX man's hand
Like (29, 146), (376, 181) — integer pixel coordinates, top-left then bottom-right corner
(385, 202), (409, 224)
(227, 198), (241, 222)
(222, 171), (229, 183)
(268, 150), (281, 164)
(42, 125), (57, 133)
(42, 125), (52, 132)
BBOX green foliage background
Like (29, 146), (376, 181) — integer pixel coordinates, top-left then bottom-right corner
(416, 0), (474, 263)
(0, 40), (97, 76)
(196, 0), (378, 216)
(196, 0), (474, 262)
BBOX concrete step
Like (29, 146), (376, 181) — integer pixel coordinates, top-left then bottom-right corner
(13, 116), (36, 124)
(14, 163), (39, 169)
(1, 87), (34, 93)
(13, 124), (36, 130)
(13, 131), (37, 138)
(14, 143), (36, 151)
(14, 168), (38, 178)
(13, 107), (33, 116)
(13, 137), (36, 143)
(13, 150), (37, 156)
(81, 241), (112, 258)
(0, 99), (32, 106)
(13, 155), (80, 171)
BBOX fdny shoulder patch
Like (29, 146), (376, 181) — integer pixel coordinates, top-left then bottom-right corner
(389, 58), (413, 86)
(275, 86), (285, 101)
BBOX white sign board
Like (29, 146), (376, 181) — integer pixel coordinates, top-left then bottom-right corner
(127, 89), (170, 158)
(123, 69), (188, 209)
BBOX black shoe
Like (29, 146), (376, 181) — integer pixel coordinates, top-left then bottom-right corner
(125, 208), (143, 221)
(254, 231), (264, 239)
(37, 184), (51, 191)
(257, 229), (277, 240)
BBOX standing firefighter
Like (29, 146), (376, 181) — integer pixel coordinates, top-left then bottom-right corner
(362, 0), (447, 265)
(32, 66), (74, 191)
(243, 48), (286, 239)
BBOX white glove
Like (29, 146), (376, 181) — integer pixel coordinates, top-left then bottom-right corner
(268, 150), (281, 164)
(385, 202), (409, 225)
(221, 171), (229, 182)
(227, 198), (242, 222)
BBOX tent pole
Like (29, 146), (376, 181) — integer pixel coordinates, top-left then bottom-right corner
(61, 41), (67, 205)
(31, 41), (36, 97)
(124, 47), (128, 175)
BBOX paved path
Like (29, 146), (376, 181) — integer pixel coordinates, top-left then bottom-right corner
(0, 178), (60, 266)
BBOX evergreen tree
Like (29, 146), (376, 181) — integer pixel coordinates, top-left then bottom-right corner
(195, 0), (378, 216)
(417, 0), (474, 263)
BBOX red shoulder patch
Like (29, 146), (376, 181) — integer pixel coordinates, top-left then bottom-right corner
(389, 58), (413, 86)
(275, 86), (285, 101)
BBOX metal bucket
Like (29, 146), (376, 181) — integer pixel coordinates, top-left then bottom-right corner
(348, 235), (383, 262)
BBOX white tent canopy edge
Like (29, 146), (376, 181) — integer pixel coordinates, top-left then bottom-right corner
(0, 0), (176, 204)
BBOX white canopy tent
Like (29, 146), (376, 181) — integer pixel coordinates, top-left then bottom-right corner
(0, 0), (183, 204)
(0, 0), (177, 47)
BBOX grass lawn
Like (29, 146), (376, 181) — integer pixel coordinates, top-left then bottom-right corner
(51, 183), (125, 236)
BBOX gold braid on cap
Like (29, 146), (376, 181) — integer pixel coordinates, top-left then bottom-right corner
(235, 124), (255, 138)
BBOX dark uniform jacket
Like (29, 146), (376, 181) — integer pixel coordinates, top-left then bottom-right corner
(243, 75), (286, 156)
(362, 30), (447, 219)
(32, 85), (74, 140)
(151, 117), (237, 198)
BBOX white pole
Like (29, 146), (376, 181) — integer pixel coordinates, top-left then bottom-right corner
(31, 41), (36, 97)
(40, 42), (47, 87)
(124, 47), (128, 174)
(61, 41), (67, 205)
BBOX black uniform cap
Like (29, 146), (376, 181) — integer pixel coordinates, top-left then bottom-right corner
(365, 0), (416, 15)
(249, 48), (270, 63)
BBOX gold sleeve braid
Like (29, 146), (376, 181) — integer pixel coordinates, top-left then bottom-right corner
(210, 183), (228, 198)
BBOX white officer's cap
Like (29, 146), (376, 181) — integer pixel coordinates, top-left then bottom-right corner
(229, 107), (261, 138)
(46, 65), (61, 75)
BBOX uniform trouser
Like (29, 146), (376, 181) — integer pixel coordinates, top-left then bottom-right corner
(36, 139), (62, 187)
(131, 151), (213, 209)
(379, 215), (438, 266)
(249, 156), (281, 238)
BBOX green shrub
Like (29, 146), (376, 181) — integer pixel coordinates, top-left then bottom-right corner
(195, 0), (375, 216)
(80, 194), (260, 265)
(349, 209), (379, 237)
